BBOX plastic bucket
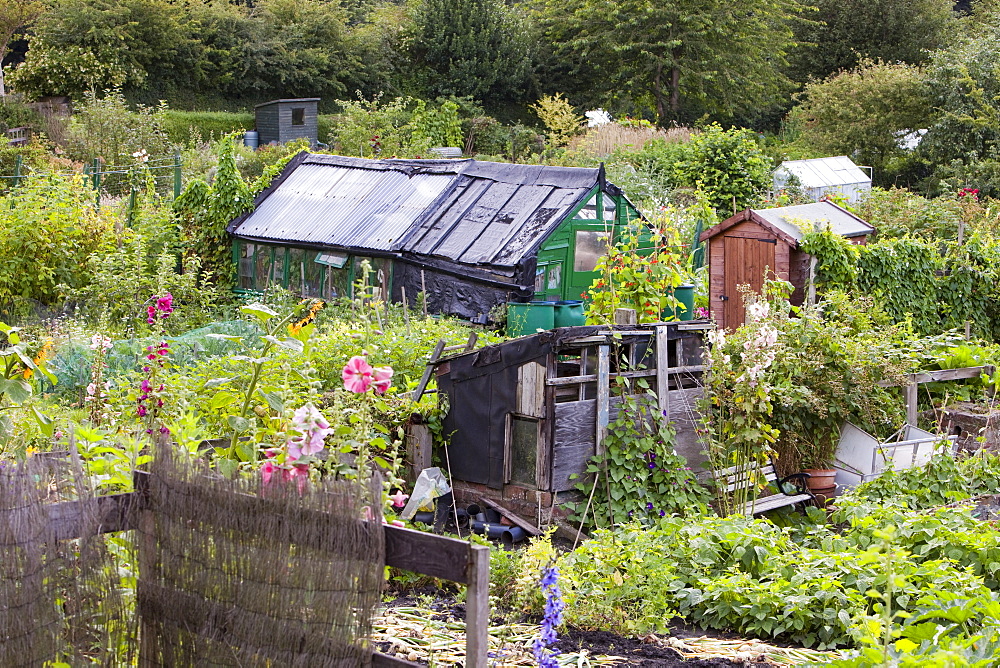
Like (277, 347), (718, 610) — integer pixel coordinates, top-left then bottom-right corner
(243, 130), (259, 149)
(507, 301), (555, 337)
(554, 300), (586, 327)
(671, 284), (695, 321)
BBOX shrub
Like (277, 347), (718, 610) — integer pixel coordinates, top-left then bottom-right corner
(160, 110), (253, 144)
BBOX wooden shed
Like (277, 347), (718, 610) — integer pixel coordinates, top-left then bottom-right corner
(431, 322), (710, 524)
(254, 98), (320, 145)
(700, 201), (874, 330)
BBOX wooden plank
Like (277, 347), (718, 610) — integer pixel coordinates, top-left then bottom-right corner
(546, 368), (657, 386)
(656, 325), (669, 414)
(877, 365), (995, 387)
(42, 490), (137, 540)
(551, 443), (595, 491)
(478, 497), (542, 536)
(383, 524), (473, 583)
(405, 422), (433, 482)
(596, 345), (610, 456)
(373, 653), (423, 668)
(517, 361), (546, 417)
(613, 308), (637, 325)
(412, 339), (446, 402)
(539, 352), (557, 492)
(465, 543), (491, 668)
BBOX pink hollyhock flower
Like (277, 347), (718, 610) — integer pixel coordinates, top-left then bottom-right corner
(372, 366), (394, 394)
(287, 403), (333, 458)
(156, 293), (174, 315)
(388, 490), (409, 508)
(342, 355), (373, 393)
(261, 460), (276, 485)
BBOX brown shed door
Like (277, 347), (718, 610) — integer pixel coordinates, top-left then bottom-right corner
(723, 236), (776, 329)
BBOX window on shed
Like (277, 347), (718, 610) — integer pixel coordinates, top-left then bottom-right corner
(573, 230), (611, 272)
(603, 192), (618, 220)
(288, 248), (305, 293)
(291, 108), (305, 126)
(239, 243), (255, 289)
(506, 415), (538, 487)
(303, 253), (322, 296)
(575, 194), (598, 220)
(255, 246), (274, 288)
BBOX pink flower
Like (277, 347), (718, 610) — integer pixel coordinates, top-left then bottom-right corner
(389, 490), (409, 508)
(261, 460), (276, 485)
(372, 366), (394, 394)
(342, 356), (374, 393)
(156, 293), (174, 315)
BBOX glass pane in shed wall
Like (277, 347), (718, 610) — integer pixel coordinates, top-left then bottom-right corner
(239, 243), (255, 289)
(303, 253), (322, 296)
(255, 246), (274, 288)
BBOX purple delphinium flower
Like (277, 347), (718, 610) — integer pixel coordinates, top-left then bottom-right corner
(532, 566), (564, 668)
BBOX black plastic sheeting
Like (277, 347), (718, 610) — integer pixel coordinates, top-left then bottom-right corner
(436, 325), (659, 488)
(438, 335), (552, 488)
(391, 259), (533, 321)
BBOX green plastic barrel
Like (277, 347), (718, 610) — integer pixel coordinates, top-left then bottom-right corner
(672, 284), (695, 321)
(554, 300), (586, 328)
(507, 301), (555, 337)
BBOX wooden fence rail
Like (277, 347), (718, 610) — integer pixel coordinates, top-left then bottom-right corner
(39, 471), (490, 668)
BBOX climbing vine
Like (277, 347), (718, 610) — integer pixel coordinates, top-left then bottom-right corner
(174, 135), (253, 289)
(799, 228), (858, 291)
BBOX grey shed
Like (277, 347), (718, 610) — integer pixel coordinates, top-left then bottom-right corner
(254, 98), (320, 146)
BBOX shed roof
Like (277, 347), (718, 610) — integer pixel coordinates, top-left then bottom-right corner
(775, 156), (871, 189)
(700, 201), (875, 245)
(254, 98), (321, 109)
(229, 153), (609, 270)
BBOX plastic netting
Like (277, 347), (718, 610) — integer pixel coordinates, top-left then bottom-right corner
(46, 320), (264, 396)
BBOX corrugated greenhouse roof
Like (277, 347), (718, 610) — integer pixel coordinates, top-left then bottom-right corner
(776, 156), (871, 189)
(753, 201), (875, 240)
(230, 154), (604, 269)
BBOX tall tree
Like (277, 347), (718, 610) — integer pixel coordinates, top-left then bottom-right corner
(0, 0), (42, 96)
(410, 0), (533, 103)
(532, 0), (810, 125)
(786, 0), (956, 84)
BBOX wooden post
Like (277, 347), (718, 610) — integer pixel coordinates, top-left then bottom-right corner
(401, 286), (410, 333)
(807, 256), (817, 306)
(465, 543), (491, 668)
(906, 382), (919, 427)
(613, 308), (636, 325)
(656, 325), (670, 415)
(596, 345), (610, 456)
(405, 422), (433, 482)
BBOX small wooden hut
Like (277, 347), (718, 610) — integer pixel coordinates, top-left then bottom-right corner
(431, 322), (709, 524)
(700, 201), (874, 330)
(254, 98), (320, 145)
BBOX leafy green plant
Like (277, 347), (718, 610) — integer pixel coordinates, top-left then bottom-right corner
(567, 392), (710, 531)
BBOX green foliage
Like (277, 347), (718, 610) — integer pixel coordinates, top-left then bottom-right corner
(0, 174), (117, 314)
(533, 0), (811, 124)
(410, 99), (463, 148)
(584, 220), (684, 324)
(410, 0), (532, 104)
(619, 124), (770, 213)
(9, 0), (364, 108)
(852, 187), (965, 239)
(787, 60), (933, 186)
(62, 91), (174, 164)
(160, 111), (253, 145)
(786, 0), (955, 84)
(567, 394), (710, 531)
(800, 228), (859, 291)
(174, 136), (253, 289)
(328, 94), (434, 158)
(530, 94), (582, 149)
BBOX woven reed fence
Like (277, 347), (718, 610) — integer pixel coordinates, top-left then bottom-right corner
(0, 450), (489, 667)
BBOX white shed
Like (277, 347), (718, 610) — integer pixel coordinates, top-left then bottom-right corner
(773, 156), (872, 205)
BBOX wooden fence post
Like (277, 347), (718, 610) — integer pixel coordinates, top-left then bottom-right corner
(596, 345), (610, 456)
(465, 543), (490, 667)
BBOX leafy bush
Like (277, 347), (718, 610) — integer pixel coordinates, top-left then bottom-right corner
(62, 91), (174, 164)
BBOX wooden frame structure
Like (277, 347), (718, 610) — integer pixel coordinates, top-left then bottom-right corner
(39, 471), (490, 668)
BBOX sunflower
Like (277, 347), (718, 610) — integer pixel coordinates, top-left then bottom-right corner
(290, 299), (325, 335)
(23, 338), (54, 379)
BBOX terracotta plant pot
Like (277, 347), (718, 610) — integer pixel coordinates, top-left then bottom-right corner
(802, 468), (837, 492)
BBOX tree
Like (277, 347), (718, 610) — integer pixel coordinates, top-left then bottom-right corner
(0, 0), (42, 96)
(787, 60), (933, 186)
(532, 0), (810, 125)
(409, 0), (533, 104)
(786, 0), (956, 84)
